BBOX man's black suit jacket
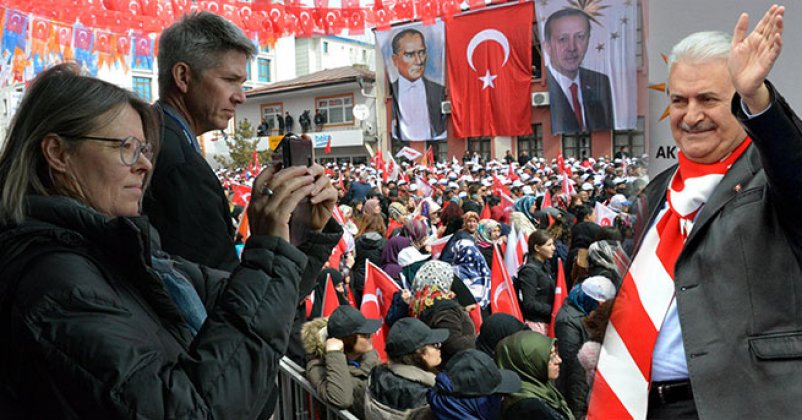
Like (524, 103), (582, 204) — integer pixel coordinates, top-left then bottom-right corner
(547, 67), (613, 134)
(390, 76), (447, 140)
(143, 102), (239, 271)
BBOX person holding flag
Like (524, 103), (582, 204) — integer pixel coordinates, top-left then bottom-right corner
(515, 230), (557, 334)
(302, 305), (382, 419)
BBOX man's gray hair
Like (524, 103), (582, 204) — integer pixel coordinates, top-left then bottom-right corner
(158, 12), (256, 97)
(668, 31), (732, 74)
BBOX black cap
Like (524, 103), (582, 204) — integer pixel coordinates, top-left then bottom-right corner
(327, 306), (381, 339)
(385, 317), (450, 358)
(445, 349), (521, 396)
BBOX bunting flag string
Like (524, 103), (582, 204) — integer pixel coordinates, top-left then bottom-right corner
(0, 0), (522, 87)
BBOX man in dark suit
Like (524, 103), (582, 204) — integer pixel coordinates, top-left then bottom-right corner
(144, 12), (255, 271)
(544, 8), (613, 134)
(389, 28), (447, 141)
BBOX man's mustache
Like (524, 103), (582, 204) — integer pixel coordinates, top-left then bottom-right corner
(680, 121), (717, 133)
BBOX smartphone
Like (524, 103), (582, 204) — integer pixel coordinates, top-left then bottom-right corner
(278, 133), (314, 246)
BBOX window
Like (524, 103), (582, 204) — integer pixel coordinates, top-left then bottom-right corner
(467, 137), (491, 161)
(362, 49), (367, 63)
(532, 24), (543, 79)
(517, 124), (544, 159)
(323, 41), (329, 54)
(257, 58), (270, 82)
(562, 132), (592, 160)
(636, 0), (644, 69)
(614, 116), (646, 157)
(316, 95), (354, 124)
(132, 76), (151, 102)
(246, 59), (252, 81)
(432, 141), (448, 163)
(260, 103), (283, 135)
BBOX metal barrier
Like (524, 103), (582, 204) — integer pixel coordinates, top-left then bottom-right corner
(274, 357), (360, 420)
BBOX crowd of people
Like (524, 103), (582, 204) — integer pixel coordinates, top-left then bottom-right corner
(1, 4), (798, 420)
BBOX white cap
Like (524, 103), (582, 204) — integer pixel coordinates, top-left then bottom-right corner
(409, 184), (419, 191)
(512, 180), (524, 187)
(522, 185), (534, 195)
(581, 182), (594, 191)
(581, 276), (617, 302)
(458, 191), (468, 198)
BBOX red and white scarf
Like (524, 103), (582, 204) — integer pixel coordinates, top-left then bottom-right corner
(587, 138), (751, 419)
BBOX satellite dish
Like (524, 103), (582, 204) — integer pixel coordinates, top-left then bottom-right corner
(352, 104), (370, 121)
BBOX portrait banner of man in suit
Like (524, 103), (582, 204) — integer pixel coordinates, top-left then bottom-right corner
(376, 21), (447, 142)
(538, 1), (638, 136)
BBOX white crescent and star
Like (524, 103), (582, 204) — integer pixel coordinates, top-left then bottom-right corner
(466, 29), (510, 90)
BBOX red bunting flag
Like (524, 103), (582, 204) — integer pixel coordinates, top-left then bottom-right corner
(548, 258), (567, 337)
(231, 184), (252, 207)
(361, 261), (401, 361)
(446, 3), (533, 137)
(324, 136), (332, 154)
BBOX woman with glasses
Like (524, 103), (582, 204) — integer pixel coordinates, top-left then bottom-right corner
(496, 331), (574, 420)
(0, 64), (341, 418)
(365, 317), (449, 419)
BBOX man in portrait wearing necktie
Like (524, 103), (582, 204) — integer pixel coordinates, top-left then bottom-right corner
(544, 8), (613, 135)
(390, 28), (447, 141)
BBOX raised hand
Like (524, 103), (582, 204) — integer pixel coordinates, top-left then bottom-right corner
(729, 4), (785, 113)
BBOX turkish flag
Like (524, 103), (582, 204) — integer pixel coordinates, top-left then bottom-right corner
(480, 203), (491, 220)
(490, 244), (523, 321)
(321, 273), (342, 317)
(361, 261), (401, 361)
(446, 2), (533, 137)
(542, 190), (553, 210)
(324, 136), (332, 154)
(231, 184), (252, 207)
(492, 174), (511, 197)
(429, 234), (452, 260)
(594, 202), (618, 228)
(548, 258), (567, 337)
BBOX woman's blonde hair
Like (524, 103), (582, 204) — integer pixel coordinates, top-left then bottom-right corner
(0, 63), (159, 223)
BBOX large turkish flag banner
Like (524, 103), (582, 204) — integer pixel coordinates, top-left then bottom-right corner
(446, 3), (533, 137)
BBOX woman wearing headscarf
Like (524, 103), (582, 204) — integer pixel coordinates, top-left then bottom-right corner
(439, 211), (479, 264)
(553, 276), (616, 419)
(475, 314), (528, 360)
(408, 261), (477, 364)
(339, 204), (359, 236)
(516, 230), (556, 334)
(452, 239), (491, 312)
(309, 268), (351, 319)
(496, 332), (574, 420)
(351, 213), (387, 307)
(365, 317), (449, 420)
(475, 219), (502, 269)
(387, 201), (408, 239)
(380, 236), (411, 284)
(586, 240), (627, 288)
(398, 218), (433, 289)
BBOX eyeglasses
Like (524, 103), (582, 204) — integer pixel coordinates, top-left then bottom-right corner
(431, 342), (442, 349)
(66, 135), (153, 166)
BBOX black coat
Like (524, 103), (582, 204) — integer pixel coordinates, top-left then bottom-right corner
(351, 233), (387, 306)
(143, 102), (239, 271)
(554, 302), (591, 418)
(0, 195), (340, 419)
(619, 85), (802, 419)
(516, 259), (554, 323)
(419, 299), (475, 365)
(503, 397), (568, 420)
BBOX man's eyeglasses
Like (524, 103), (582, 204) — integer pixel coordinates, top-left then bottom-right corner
(64, 135), (153, 166)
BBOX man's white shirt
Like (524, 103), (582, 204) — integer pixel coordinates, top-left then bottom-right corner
(398, 76), (432, 141)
